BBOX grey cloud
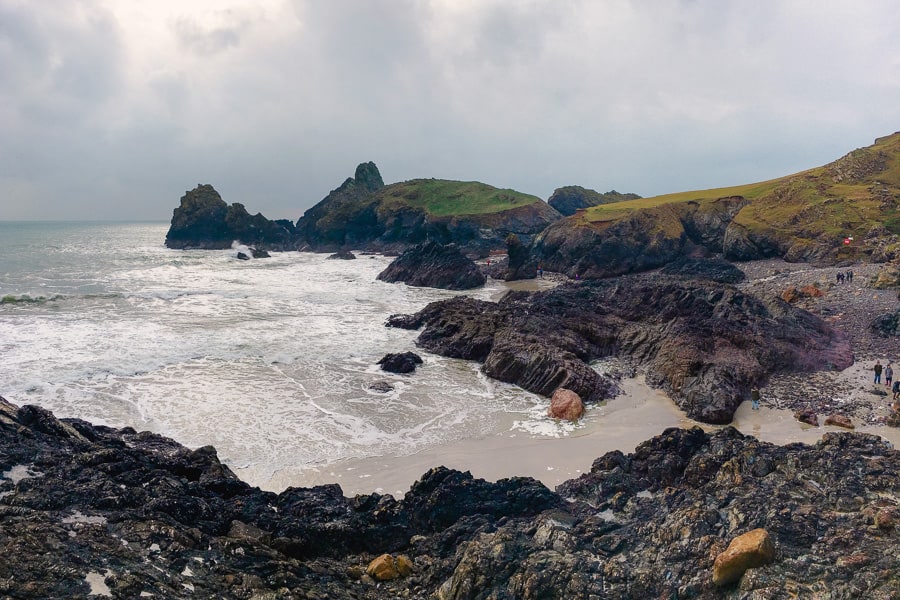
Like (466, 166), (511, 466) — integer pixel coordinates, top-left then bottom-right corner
(173, 16), (242, 56)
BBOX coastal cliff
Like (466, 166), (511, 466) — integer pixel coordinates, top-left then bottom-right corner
(296, 163), (562, 255)
(0, 395), (897, 598)
(523, 132), (900, 279)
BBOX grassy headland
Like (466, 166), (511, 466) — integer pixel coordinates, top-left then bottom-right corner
(576, 132), (900, 254)
(378, 179), (543, 217)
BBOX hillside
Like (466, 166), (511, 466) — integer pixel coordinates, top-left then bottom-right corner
(296, 164), (561, 254)
(532, 132), (900, 278)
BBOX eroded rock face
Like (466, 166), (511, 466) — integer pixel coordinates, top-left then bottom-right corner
(0, 397), (898, 599)
(377, 242), (486, 290)
(388, 273), (851, 424)
(165, 184), (297, 250)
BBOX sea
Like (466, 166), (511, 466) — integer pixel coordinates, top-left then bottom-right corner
(0, 221), (570, 492)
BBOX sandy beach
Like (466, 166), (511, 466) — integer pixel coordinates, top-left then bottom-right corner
(254, 370), (900, 497)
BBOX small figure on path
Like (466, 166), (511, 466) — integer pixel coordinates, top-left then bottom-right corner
(847, 269), (854, 283)
(537, 265), (543, 279)
(886, 362), (894, 387)
(750, 387), (760, 410)
(892, 380), (899, 402)
(874, 360), (883, 384)
(836, 272), (845, 284)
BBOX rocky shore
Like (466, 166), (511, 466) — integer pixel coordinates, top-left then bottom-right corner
(1, 394), (898, 599)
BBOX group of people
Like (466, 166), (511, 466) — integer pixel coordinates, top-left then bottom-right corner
(835, 269), (854, 284)
(873, 360), (900, 401)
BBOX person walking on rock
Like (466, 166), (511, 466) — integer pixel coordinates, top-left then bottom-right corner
(886, 362), (894, 387)
(874, 361), (883, 384)
(750, 387), (760, 410)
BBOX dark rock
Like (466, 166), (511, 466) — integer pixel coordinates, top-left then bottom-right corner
(367, 381), (395, 393)
(165, 184), (297, 250)
(505, 233), (537, 281)
(0, 395), (898, 599)
(547, 186), (640, 216)
(236, 251), (250, 260)
(871, 309), (900, 337)
(376, 242), (486, 290)
(660, 257), (746, 283)
(250, 247), (270, 258)
(377, 352), (423, 374)
(327, 250), (357, 260)
(794, 409), (819, 426)
(387, 273), (851, 423)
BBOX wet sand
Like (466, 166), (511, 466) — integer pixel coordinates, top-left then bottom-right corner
(252, 371), (900, 497)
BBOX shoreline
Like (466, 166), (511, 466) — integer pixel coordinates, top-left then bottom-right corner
(238, 370), (900, 497)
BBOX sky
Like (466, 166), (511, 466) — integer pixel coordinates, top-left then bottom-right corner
(1, 0), (899, 222)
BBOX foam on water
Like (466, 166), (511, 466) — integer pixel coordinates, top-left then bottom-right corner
(0, 222), (552, 490)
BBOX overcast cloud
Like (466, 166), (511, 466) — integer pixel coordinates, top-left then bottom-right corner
(1, 0), (898, 221)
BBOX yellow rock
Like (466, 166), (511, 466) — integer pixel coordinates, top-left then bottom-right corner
(365, 553), (414, 581)
(713, 528), (775, 586)
(366, 554), (399, 581)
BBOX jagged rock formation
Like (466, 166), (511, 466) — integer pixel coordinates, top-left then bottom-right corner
(165, 184), (297, 250)
(295, 162), (386, 252)
(547, 186), (641, 216)
(2, 394), (897, 598)
(296, 163), (561, 255)
(377, 242), (486, 290)
(387, 273), (851, 423)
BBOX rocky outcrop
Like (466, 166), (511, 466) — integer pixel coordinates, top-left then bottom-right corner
(165, 184), (297, 250)
(1, 396), (898, 598)
(295, 162), (386, 252)
(377, 352), (423, 374)
(327, 249), (357, 260)
(377, 242), (486, 290)
(547, 186), (640, 216)
(388, 272), (851, 424)
(660, 257), (746, 283)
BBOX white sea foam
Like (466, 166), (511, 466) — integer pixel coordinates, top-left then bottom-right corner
(0, 222), (554, 490)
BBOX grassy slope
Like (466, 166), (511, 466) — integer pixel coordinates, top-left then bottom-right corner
(577, 132), (900, 248)
(377, 179), (543, 218)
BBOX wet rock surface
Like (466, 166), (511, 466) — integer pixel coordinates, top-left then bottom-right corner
(1, 395), (898, 599)
(388, 272), (850, 423)
(377, 242), (486, 290)
(377, 351), (423, 374)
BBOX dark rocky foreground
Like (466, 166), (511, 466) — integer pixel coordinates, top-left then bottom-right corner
(388, 271), (852, 424)
(1, 396), (899, 599)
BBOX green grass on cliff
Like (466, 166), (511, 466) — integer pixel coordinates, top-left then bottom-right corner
(576, 131), (900, 245)
(379, 179), (542, 217)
